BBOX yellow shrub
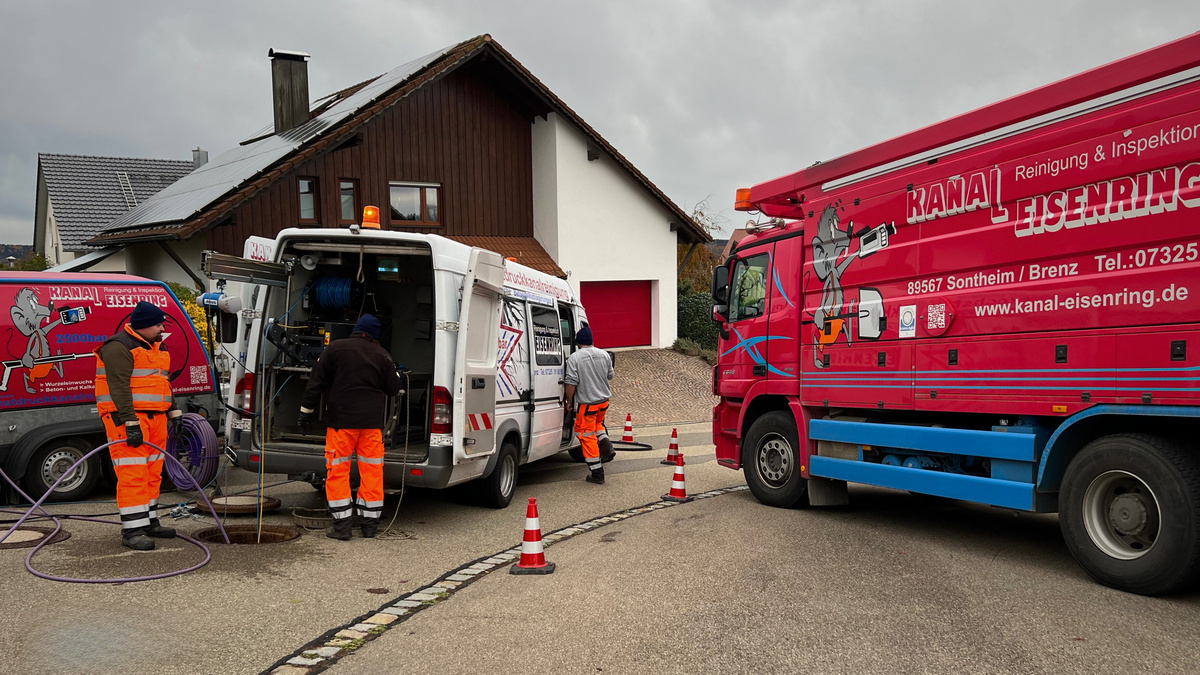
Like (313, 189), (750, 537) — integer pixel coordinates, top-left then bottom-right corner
(183, 300), (210, 350)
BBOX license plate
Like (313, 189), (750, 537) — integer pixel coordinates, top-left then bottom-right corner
(231, 418), (252, 431)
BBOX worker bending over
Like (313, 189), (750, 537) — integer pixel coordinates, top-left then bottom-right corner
(299, 314), (403, 540)
(564, 326), (615, 484)
(95, 301), (183, 551)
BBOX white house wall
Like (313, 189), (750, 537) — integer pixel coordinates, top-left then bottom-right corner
(533, 113), (677, 347)
(125, 239), (208, 292)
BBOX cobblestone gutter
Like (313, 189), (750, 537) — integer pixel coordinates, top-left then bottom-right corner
(263, 485), (749, 674)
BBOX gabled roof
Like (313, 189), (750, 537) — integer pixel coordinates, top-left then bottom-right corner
(39, 153), (193, 250)
(90, 35), (709, 246)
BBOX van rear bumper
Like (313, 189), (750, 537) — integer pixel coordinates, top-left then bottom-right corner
(235, 446), (454, 490)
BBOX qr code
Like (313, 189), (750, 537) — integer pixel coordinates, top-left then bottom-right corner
(927, 303), (946, 330)
(190, 365), (208, 385)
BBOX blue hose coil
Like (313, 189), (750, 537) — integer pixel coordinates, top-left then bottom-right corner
(314, 277), (354, 309)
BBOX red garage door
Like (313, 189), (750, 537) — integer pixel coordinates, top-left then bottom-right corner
(580, 280), (652, 348)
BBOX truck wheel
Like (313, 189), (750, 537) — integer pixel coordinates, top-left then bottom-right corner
(477, 440), (518, 509)
(1059, 434), (1200, 595)
(24, 438), (101, 502)
(742, 411), (807, 508)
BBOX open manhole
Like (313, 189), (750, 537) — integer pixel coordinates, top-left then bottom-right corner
(195, 495), (282, 516)
(194, 524), (300, 544)
(0, 526), (71, 550)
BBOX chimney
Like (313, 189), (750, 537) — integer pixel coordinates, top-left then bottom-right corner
(268, 48), (311, 135)
(192, 147), (208, 169)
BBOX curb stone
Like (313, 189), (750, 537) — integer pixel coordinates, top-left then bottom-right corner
(262, 484), (748, 674)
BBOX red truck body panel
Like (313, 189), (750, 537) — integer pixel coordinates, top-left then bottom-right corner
(716, 34), (1200, 469)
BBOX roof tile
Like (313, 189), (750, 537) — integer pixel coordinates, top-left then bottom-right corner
(39, 153), (193, 250)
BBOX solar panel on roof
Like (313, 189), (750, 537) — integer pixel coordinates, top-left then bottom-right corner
(101, 43), (458, 235)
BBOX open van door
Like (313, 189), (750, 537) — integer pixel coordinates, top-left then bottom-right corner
(453, 248), (505, 462)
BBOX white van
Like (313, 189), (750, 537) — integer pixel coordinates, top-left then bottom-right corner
(206, 225), (592, 508)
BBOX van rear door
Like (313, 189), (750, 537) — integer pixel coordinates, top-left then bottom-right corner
(453, 248), (505, 462)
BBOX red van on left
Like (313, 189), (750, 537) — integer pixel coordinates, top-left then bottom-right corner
(0, 273), (217, 501)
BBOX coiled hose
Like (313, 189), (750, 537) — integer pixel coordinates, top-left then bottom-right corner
(314, 276), (355, 309)
(0, 440), (230, 583)
(164, 413), (221, 490)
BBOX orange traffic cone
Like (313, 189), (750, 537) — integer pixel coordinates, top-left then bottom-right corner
(621, 413), (634, 443)
(510, 497), (555, 575)
(662, 427), (680, 465)
(663, 451), (693, 503)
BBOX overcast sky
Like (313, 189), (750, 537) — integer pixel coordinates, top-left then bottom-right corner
(1, 1), (1198, 244)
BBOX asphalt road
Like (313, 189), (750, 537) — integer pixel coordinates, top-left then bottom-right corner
(3, 423), (1198, 674)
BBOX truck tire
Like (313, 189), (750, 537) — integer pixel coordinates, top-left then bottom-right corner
(742, 411), (808, 508)
(1059, 434), (1200, 595)
(476, 439), (518, 509)
(24, 437), (101, 502)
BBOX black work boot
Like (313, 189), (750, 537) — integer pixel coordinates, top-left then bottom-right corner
(585, 470), (605, 485)
(599, 437), (616, 464)
(144, 519), (176, 539)
(122, 534), (155, 551)
(360, 519), (380, 539)
(326, 518), (353, 541)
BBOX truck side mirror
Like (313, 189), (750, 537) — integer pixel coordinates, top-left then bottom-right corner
(712, 265), (730, 303)
(712, 304), (728, 324)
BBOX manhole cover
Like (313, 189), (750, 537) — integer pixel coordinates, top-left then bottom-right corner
(0, 526), (71, 549)
(194, 524), (300, 544)
(195, 495), (282, 515)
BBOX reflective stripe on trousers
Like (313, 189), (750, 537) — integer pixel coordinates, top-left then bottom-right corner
(325, 428), (385, 521)
(103, 411), (168, 531)
(574, 401), (609, 464)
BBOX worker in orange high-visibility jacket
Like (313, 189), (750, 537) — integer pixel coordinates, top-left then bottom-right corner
(95, 301), (184, 551)
(564, 326), (616, 485)
(298, 314), (404, 540)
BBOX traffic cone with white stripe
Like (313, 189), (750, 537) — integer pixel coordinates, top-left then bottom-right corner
(510, 497), (555, 575)
(661, 427), (680, 465)
(621, 413), (634, 443)
(662, 451), (693, 503)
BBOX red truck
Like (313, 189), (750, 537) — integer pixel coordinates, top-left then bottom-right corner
(713, 33), (1200, 595)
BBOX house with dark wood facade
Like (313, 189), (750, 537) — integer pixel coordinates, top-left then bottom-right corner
(90, 35), (708, 348)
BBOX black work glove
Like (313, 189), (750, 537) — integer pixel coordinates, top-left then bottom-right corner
(125, 421), (144, 448)
(167, 413), (183, 440)
(298, 410), (313, 435)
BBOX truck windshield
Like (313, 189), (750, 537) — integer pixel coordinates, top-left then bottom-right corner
(729, 253), (769, 321)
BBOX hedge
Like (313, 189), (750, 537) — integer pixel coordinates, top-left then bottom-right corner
(677, 291), (718, 349)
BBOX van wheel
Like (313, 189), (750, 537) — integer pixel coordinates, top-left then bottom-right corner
(1059, 434), (1200, 595)
(477, 440), (518, 509)
(742, 412), (808, 508)
(25, 437), (100, 502)
(568, 447), (585, 463)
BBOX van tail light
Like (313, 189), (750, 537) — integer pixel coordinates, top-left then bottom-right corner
(234, 372), (256, 413)
(431, 386), (452, 435)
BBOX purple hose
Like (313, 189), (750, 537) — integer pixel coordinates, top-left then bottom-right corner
(0, 439), (230, 584)
(164, 413), (221, 490)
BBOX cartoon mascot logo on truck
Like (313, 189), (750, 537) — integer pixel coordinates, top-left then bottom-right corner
(808, 204), (896, 369)
(3, 287), (93, 394)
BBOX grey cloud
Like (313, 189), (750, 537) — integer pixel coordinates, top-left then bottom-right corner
(1, 0), (1197, 244)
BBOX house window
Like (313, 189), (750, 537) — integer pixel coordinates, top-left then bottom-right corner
(298, 177), (319, 223)
(389, 182), (441, 225)
(339, 179), (358, 224)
